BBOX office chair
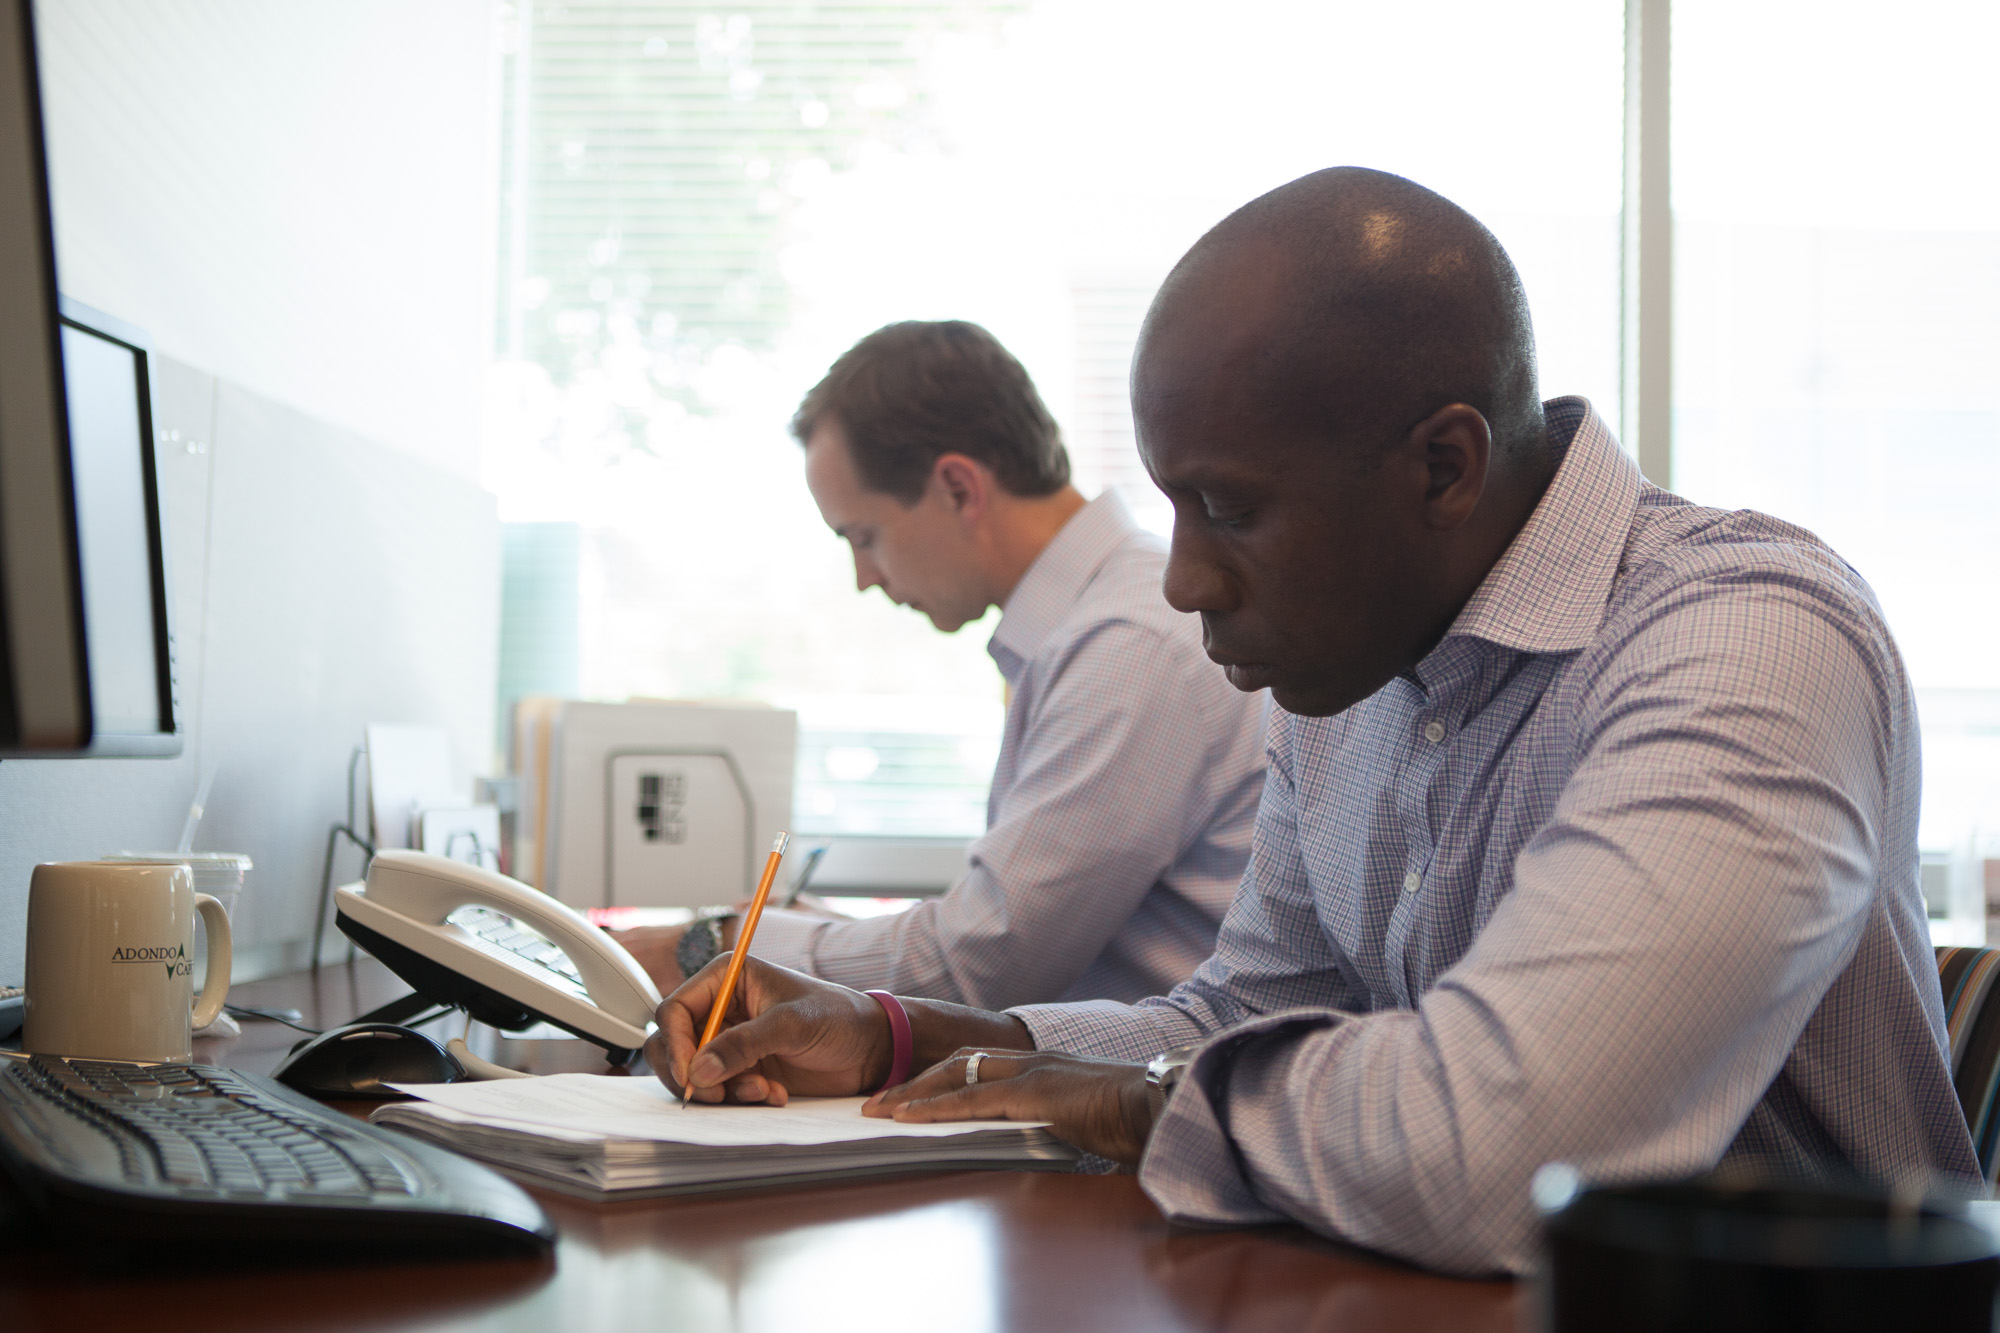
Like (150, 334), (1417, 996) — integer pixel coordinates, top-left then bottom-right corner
(1936, 945), (2000, 1184)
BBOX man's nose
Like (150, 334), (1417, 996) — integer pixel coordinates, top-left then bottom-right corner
(1162, 521), (1235, 615)
(852, 549), (884, 594)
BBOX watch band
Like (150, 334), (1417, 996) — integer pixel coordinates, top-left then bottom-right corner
(1145, 1044), (1200, 1125)
(675, 912), (734, 978)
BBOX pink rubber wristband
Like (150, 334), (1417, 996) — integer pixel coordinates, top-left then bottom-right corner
(864, 990), (912, 1092)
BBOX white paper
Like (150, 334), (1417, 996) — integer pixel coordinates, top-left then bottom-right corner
(387, 1073), (1051, 1146)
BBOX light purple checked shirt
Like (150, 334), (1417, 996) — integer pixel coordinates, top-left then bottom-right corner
(751, 491), (1269, 1007)
(1013, 398), (1980, 1275)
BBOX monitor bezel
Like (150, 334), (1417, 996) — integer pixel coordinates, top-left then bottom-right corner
(55, 297), (181, 758)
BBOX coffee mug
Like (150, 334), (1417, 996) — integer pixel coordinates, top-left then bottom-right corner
(23, 860), (232, 1063)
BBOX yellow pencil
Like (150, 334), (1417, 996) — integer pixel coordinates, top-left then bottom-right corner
(684, 831), (789, 1106)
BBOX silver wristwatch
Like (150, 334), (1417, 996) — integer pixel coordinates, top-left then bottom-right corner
(1145, 1044), (1201, 1124)
(675, 908), (737, 977)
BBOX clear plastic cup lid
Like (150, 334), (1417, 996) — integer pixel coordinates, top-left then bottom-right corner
(105, 851), (253, 869)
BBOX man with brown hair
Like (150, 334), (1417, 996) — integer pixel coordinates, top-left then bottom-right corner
(619, 319), (1268, 1008)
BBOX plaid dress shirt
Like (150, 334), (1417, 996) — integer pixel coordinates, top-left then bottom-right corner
(751, 491), (1269, 1006)
(1013, 399), (1980, 1274)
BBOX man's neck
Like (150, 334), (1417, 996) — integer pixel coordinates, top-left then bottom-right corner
(986, 485), (1089, 608)
(1409, 447), (1562, 667)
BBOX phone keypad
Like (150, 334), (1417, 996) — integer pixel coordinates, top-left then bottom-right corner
(445, 907), (589, 997)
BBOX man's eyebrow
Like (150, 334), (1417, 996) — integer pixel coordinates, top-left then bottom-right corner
(1154, 462), (1264, 493)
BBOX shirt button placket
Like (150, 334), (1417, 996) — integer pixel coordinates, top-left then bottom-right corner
(1402, 871), (1420, 896)
(1423, 720), (1446, 744)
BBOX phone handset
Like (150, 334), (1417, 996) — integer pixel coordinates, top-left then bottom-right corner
(363, 850), (662, 1032)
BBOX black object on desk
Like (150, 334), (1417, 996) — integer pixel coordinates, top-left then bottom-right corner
(0, 987), (22, 1042)
(0, 1054), (552, 1262)
(273, 1023), (467, 1100)
(1537, 1170), (2000, 1332)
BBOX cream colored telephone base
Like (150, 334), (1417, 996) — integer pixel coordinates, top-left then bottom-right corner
(335, 850), (663, 1058)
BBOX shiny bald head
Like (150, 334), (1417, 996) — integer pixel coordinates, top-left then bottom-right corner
(1135, 169), (1560, 717)
(1137, 166), (1545, 466)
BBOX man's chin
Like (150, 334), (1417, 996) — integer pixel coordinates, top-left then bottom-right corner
(921, 609), (968, 634)
(1268, 677), (1369, 718)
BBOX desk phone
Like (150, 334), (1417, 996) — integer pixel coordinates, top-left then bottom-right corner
(335, 851), (663, 1063)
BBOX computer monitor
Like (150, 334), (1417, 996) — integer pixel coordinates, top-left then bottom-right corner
(0, 0), (179, 757)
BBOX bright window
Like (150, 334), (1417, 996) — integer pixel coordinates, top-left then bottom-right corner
(1672, 0), (2000, 853)
(483, 0), (1625, 835)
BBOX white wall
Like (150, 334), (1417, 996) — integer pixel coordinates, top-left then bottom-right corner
(0, 2), (504, 984)
(33, 0), (496, 481)
(0, 356), (500, 984)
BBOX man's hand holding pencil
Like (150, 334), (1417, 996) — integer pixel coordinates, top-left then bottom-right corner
(648, 958), (896, 1104)
(646, 955), (1158, 1165)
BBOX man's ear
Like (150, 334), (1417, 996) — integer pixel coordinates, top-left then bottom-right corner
(1406, 404), (1491, 532)
(932, 454), (991, 523)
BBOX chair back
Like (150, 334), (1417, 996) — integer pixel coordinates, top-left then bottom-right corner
(1936, 944), (2000, 1183)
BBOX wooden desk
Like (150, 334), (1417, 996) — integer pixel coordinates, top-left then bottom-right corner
(0, 961), (1520, 1332)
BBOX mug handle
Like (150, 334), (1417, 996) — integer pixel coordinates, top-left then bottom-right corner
(190, 893), (232, 1030)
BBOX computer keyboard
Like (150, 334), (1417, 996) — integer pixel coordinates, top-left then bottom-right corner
(0, 1053), (554, 1259)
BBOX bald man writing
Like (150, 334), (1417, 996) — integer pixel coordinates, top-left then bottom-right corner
(645, 168), (1978, 1274)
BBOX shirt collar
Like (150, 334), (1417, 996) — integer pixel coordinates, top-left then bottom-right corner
(988, 490), (1146, 681)
(1441, 396), (1639, 655)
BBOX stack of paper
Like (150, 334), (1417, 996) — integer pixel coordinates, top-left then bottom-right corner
(371, 1074), (1079, 1198)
